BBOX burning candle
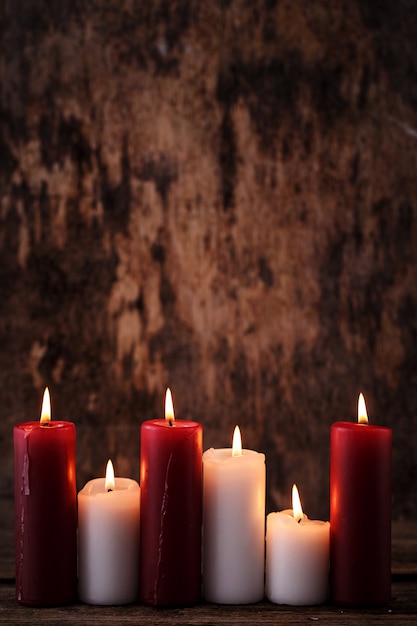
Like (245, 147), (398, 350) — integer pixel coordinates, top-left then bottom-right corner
(78, 459), (140, 605)
(266, 484), (330, 605)
(330, 393), (392, 606)
(14, 388), (77, 605)
(202, 426), (265, 604)
(139, 388), (203, 606)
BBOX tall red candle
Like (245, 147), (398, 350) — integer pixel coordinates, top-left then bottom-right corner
(14, 388), (77, 606)
(330, 393), (391, 606)
(139, 388), (202, 606)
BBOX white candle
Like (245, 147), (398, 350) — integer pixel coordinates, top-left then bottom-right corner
(202, 426), (265, 604)
(266, 484), (330, 605)
(78, 460), (140, 605)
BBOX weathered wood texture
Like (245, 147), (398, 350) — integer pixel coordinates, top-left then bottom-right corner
(1, 0), (417, 524)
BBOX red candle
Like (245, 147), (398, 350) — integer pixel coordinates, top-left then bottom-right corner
(330, 393), (391, 606)
(139, 388), (202, 606)
(14, 388), (77, 605)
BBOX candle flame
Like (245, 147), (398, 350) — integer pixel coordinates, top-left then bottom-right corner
(358, 392), (368, 424)
(40, 387), (51, 424)
(105, 459), (115, 491)
(165, 388), (175, 425)
(292, 484), (304, 522)
(232, 425), (242, 457)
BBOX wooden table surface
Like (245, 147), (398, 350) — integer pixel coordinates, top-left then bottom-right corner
(1, 498), (416, 625)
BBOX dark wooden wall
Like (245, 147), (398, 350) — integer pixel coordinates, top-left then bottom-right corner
(1, 0), (417, 527)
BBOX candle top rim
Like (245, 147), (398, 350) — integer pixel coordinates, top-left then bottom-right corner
(203, 447), (265, 462)
(142, 418), (201, 429)
(14, 420), (75, 431)
(79, 476), (140, 496)
(331, 420), (391, 431)
(268, 509), (329, 526)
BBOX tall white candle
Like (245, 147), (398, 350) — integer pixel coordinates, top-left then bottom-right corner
(266, 485), (330, 605)
(202, 426), (265, 604)
(78, 460), (140, 605)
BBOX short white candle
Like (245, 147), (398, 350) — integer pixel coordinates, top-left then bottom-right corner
(266, 484), (330, 606)
(202, 426), (265, 604)
(78, 460), (140, 605)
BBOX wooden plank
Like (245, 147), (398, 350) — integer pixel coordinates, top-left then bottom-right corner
(0, 581), (416, 625)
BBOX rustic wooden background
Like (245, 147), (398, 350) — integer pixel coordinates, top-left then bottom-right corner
(1, 0), (417, 536)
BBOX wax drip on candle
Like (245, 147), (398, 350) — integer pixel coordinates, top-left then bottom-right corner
(105, 459), (115, 492)
(165, 388), (175, 427)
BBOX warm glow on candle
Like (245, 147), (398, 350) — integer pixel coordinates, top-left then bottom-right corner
(40, 387), (51, 424)
(165, 388), (175, 425)
(292, 484), (303, 522)
(232, 425), (242, 457)
(105, 459), (115, 491)
(358, 392), (368, 424)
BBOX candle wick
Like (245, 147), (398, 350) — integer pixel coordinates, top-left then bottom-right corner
(298, 518), (302, 524)
(107, 488), (113, 492)
(169, 419), (173, 427)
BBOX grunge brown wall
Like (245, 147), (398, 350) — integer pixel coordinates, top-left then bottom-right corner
(1, 1), (417, 528)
